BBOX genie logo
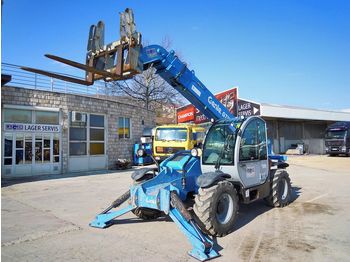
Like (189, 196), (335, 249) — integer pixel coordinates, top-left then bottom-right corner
(208, 96), (222, 114)
(146, 48), (157, 58)
(145, 198), (156, 205)
(208, 96), (230, 119)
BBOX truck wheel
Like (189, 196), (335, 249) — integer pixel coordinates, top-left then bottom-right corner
(133, 207), (162, 220)
(132, 173), (163, 220)
(193, 181), (239, 237)
(264, 170), (292, 207)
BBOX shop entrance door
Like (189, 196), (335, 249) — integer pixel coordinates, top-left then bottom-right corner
(11, 133), (32, 176)
(32, 134), (52, 174)
(2, 132), (61, 177)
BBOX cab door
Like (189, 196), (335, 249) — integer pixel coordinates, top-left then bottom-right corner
(237, 117), (268, 188)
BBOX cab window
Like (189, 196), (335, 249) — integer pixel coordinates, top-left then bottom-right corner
(202, 124), (235, 165)
(239, 119), (267, 161)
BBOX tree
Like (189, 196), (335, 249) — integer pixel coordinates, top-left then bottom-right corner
(107, 37), (186, 110)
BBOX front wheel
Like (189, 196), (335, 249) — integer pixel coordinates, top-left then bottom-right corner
(264, 170), (292, 207)
(193, 181), (239, 237)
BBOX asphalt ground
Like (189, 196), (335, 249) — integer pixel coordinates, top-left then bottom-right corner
(2, 155), (350, 261)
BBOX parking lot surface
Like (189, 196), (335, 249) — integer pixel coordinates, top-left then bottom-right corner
(2, 155), (350, 261)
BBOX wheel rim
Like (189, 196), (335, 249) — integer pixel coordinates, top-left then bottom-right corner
(279, 179), (289, 201)
(216, 193), (234, 224)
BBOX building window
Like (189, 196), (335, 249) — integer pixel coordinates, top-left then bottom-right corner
(15, 133), (24, 164)
(53, 134), (60, 162)
(90, 114), (105, 155)
(118, 117), (130, 139)
(90, 114), (104, 127)
(4, 109), (32, 123)
(70, 128), (87, 141)
(69, 112), (87, 156)
(25, 134), (32, 164)
(43, 135), (51, 163)
(90, 128), (104, 141)
(70, 142), (87, 156)
(69, 113), (105, 156)
(4, 108), (60, 125)
(4, 133), (13, 165)
(35, 111), (59, 125)
(90, 143), (104, 155)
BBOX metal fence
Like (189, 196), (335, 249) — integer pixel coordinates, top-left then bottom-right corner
(1, 63), (109, 95)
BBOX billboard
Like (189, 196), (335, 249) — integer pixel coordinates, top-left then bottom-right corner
(177, 104), (196, 123)
(237, 99), (261, 117)
(176, 87), (238, 124)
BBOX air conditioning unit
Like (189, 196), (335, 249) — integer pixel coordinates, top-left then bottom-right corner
(72, 111), (87, 122)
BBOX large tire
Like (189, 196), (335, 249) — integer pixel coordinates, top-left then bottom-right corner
(193, 181), (239, 237)
(132, 172), (163, 220)
(264, 170), (292, 207)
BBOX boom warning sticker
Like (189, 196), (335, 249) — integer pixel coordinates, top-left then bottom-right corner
(191, 84), (201, 97)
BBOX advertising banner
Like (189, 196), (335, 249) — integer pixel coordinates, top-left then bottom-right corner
(176, 87), (238, 124)
(237, 99), (261, 117)
(177, 104), (196, 123)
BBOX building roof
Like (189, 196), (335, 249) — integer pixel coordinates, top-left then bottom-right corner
(261, 103), (350, 122)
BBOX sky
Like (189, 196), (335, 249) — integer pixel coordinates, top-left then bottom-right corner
(2, 0), (350, 111)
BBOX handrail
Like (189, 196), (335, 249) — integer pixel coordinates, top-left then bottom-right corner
(1, 62), (109, 95)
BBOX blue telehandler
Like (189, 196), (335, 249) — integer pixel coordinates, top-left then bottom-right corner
(22, 8), (292, 261)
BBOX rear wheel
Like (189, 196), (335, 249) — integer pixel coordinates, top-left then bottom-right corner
(193, 181), (239, 237)
(264, 170), (292, 207)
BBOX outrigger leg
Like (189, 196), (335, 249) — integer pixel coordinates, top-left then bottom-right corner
(89, 189), (219, 261)
(169, 192), (219, 261)
(89, 190), (134, 228)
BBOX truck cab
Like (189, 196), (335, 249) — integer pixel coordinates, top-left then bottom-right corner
(153, 124), (206, 162)
(325, 121), (350, 156)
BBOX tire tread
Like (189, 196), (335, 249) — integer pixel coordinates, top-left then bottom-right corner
(194, 181), (238, 237)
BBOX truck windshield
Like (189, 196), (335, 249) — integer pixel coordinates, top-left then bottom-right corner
(155, 128), (187, 141)
(202, 123), (236, 165)
(325, 130), (346, 139)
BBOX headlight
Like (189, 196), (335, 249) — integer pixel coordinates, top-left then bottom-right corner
(341, 146), (346, 152)
(191, 148), (203, 157)
(137, 149), (146, 157)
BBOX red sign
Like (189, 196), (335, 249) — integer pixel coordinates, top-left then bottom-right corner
(177, 104), (196, 123)
(176, 87), (238, 124)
